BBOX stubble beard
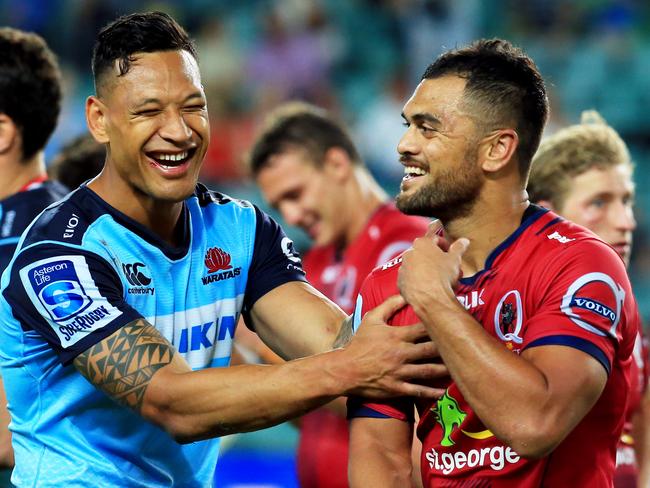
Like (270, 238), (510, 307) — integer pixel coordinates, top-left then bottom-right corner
(395, 148), (483, 223)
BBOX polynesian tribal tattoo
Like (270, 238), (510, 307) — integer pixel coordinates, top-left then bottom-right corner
(73, 319), (175, 411)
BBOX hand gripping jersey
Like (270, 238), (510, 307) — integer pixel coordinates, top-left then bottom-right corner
(298, 203), (428, 488)
(349, 206), (639, 487)
(0, 178), (68, 272)
(0, 184), (306, 487)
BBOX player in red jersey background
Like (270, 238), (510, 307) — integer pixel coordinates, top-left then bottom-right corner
(248, 102), (429, 487)
(528, 110), (650, 487)
(348, 39), (639, 487)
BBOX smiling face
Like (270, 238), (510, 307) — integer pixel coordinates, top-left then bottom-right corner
(87, 50), (209, 205)
(558, 164), (636, 266)
(256, 148), (345, 247)
(395, 75), (484, 222)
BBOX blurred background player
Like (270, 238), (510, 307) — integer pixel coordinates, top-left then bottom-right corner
(0, 27), (66, 483)
(528, 110), (650, 488)
(48, 133), (105, 190)
(248, 102), (430, 487)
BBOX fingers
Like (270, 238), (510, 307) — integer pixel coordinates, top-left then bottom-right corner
(449, 237), (470, 257)
(398, 362), (448, 380)
(424, 219), (443, 238)
(392, 382), (446, 399)
(367, 294), (406, 322)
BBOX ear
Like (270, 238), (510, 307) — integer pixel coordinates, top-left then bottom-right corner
(534, 199), (555, 211)
(86, 96), (109, 144)
(322, 146), (353, 182)
(0, 113), (18, 155)
(478, 128), (518, 174)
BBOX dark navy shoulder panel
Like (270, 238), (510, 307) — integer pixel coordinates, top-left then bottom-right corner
(3, 242), (140, 365)
(242, 205), (307, 326)
(0, 180), (69, 272)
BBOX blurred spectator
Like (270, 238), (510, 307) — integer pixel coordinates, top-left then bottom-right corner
(48, 133), (105, 189)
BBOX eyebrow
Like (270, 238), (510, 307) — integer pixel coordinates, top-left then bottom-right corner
(401, 111), (441, 126)
(132, 92), (205, 109)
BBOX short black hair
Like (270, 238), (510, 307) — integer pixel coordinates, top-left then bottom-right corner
(0, 27), (62, 162)
(48, 133), (105, 190)
(92, 11), (197, 95)
(422, 39), (548, 177)
(249, 102), (362, 175)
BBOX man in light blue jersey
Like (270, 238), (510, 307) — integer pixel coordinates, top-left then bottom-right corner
(0, 12), (444, 487)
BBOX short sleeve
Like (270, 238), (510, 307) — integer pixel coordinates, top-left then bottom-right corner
(242, 206), (307, 314)
(523, 240), (638, 375)
(3, 244), (142, 365)
(347, 270), (414, 422)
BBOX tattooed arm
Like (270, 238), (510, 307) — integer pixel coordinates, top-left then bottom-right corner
(73, 298), (442, 443)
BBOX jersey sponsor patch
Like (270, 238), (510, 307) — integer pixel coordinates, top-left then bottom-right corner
(561, 272), (626, 339)
(20, 255), (122, 348)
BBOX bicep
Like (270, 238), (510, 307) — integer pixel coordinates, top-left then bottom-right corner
(73, 318), (189, 412)
(247, 281), (346, 359)
(349, 416), (414, 487)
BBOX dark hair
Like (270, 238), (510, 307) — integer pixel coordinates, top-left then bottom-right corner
(249, 101), (362, 175)
(48, 133), (105, 189)
(0, 28), (62, 162)
(422, 39), (548, 177)
(92, 11), (197, 95)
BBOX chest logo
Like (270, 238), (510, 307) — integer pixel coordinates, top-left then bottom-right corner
(494, 290), (523, 345)
(203, 247), (241, 285)
(205, 247), (232, 273)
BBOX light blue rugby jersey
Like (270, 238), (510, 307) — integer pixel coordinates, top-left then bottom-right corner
(0, 183), (306, 487)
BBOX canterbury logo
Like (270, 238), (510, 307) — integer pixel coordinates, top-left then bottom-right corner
(205, 247), (232, 273)
(122, 262), (152, 287)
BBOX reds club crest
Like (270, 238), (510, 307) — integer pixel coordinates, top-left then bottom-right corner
(494, 290), (523, 348)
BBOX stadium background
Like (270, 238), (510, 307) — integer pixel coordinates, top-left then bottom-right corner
(2, 0), (650, 486)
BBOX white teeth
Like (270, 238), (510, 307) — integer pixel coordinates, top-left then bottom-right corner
(158, 152), (188, 162)
(404, 166), (427, 176)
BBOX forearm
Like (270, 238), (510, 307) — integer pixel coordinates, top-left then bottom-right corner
(143, 349), (351, 442)
(412, 295), (602, 457)
(349, 417), (414, 488)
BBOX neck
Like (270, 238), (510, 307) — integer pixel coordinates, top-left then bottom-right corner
(444, 185), (529, 278)
(88, 170), (184, 246)
(0, 152), (46, 201)
(342, 168), (388, 247)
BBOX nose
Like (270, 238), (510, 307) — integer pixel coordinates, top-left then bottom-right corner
(613, 201), (636, 232)
(279, 201), (304, 228)
(159, 109), (192, 143)
(397, 125), (418, 158)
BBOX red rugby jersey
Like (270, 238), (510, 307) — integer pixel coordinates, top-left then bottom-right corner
(350, 205), (639, 487)
(297, 202), (429, 488)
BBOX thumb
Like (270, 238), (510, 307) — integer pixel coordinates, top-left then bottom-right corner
(372, 294), (406, 322)
(449, 237), (470, 257)
(425, 219), (443, 238)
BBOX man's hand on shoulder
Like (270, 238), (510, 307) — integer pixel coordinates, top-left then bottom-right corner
(335, 295), (447, 399)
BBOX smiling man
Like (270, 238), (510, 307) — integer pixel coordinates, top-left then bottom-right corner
(0, 12), (444, 487)
(347, 39), (639, 487)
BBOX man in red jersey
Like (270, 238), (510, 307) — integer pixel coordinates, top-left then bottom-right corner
(249, 102), (430, 487)
(348, 39), (639, 487)
(528, 110), (650, 487)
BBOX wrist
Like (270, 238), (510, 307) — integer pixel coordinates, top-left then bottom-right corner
(409, 284), (458, 322)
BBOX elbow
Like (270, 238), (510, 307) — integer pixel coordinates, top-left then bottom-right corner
(505, 423), (564, 459)
(138, 377), (205, 444)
